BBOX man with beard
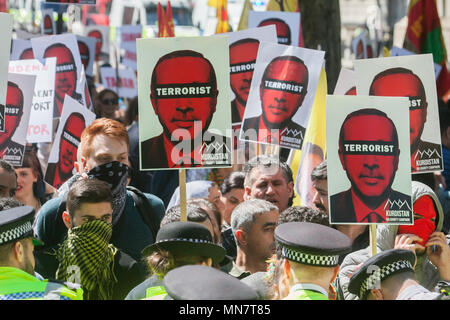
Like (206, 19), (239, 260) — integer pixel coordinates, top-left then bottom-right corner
(242, 56), (308, 149)
(140, 50), (230, 169)
(369, 67), (442, 173)
(329, 108), (411, 223)
(45, 112), (86, 189)
(0, 82), (25, 165)
(43, 43), (83, 118)
(231, 199), (279, 275)
(257, 18), (291, 45)
(0, 199), (83, 300)
(229, 38), (259, 124)
(35, 118), (165, 271)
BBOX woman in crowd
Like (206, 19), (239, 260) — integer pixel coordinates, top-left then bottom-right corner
(219, 171), (245, 228)
(95, 88), (121, 121)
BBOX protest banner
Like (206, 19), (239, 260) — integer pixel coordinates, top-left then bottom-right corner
(390, 47), (442, 80)
(41, 9), (55, 35)
(137, 36), (232, 170)
(85, 25), (110, 60)
(333, 68), (356, 95)
(10, 39), (34, 61)
(100, 66), (138, 99)
(248, 11), (300, 47)
(240, 41), (324, 150)
(120, 25), (142, 71)
(45, 95), (95, 189)
(0, 73), (36, 166)
(76, 35), (96, 78)
(31, 33), (86, 117)
(355, 54), (443, 174)
(0, 13), (12, 133)
(327, 95), (413, 225)
(9, 58), (56, 143)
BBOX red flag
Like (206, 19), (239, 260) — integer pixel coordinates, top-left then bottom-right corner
(215, 0), (230, 34)
(166, 0), (175, 37)
(404, 0), (450, 97)
(157, 2), (168, 38)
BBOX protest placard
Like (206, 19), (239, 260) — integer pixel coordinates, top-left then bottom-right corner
(390, 46), (442, 80)
(248, 11), (300, 47)
(327, 95), (413, 225)
(354, 54), (443, 174)
(0, 13), (12, 133)
(31, 33), (86, 118)
(45, 95), (95, 189)
(120, 25), (141, 71)
(100, 66), (138, 99)
(76, 35), (96, 78)
(0, 73), (36, 166)
(10, 39), (34, 61)
(333, 68), (356, 95)
(9, 58), (56, 143)
(137, 36), (232, 170)
(352, 30), (368, 60)
(240, 41), (324, 150)
(41, 9), (55, 35)
(84, 25), (110, 60)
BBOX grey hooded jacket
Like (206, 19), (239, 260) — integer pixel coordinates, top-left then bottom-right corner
(336, 181), (448, 300)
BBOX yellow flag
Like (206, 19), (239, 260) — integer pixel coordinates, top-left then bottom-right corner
(266, 0), (297, 12)
(383, 46), (390, 57)
(292, 68), (327, 207)
(237, 0), (253, 31)
(215, 0), (230, 34)
(208, 0), (218, 8)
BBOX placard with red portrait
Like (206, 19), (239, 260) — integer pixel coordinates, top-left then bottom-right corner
(333, 68), (357, 95)
(137, 36), (232, 170)
(240, 41), (324, 150)
(45, 95), (95, 189)
(354, 54), (443, 174)
(0, 73), (36, 167)
(327, 95), (413, 225)
(0, 13), (12, 133)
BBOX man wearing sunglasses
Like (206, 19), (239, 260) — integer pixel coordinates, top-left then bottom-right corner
(0, 82), (26, 164)
(369, 67), (442, 173)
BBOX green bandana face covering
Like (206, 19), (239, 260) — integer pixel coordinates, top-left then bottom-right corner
(56, 219), (118, 300)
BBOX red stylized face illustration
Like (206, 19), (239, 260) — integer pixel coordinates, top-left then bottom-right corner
(370, 72), (427, 152)
(259, 58), (308, 128)
(229, 39), (259, 106)
(77, 40), (90, 71)
(345, 86), (357, 95)
(339, 114), (399, 199)
(258, 19), (291, 45)
(151, 55), (218, 141)
(88, 30), (103, 60)
(356, 39), (364, 59)
(366, 44), (373, 58)
(44, 44), (77, 113)
(19, 48), (34, 60)
(59, 113), (85, 175)
(43, 15), (53, 35)
(0, 82), (23, 148)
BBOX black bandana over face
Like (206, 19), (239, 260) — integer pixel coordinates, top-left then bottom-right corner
(87, 161), (129, 225)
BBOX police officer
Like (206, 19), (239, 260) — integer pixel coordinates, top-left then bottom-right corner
(0, 204), (82, 300)
(274, 222), (352, 300)
(162, 265), (258, 300)
(348, 249), (450, 300)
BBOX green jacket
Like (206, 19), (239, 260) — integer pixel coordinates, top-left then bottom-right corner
(0, 267), (83, 300)
(144, 285), (169, 300)
(284, 283), (329, 300)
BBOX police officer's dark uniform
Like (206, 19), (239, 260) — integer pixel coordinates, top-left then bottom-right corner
(162, 265), (259, 300)
(348, 249), (450, 300)
(0, 206), (82, 300)
(275, 222), (352, 300)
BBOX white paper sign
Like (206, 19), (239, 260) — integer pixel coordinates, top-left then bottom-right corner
(9, 58), (56, 143)
(76, 35), (96, 78)
(10, 39), (34, 61)
(100, 67), (138, 99)
(333, 68), (357, 95)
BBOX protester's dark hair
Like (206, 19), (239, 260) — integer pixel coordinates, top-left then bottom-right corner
(161, 203), (213, 227)
(18, 147), (46, 199)
(125, 96), (139, 126)
(98, 88), (119, 103)
(220, 171), (245, 195)
(311, 159), (327, 181)
(339, 108), (399, 152)
(66, 178), (113, 217)
(150, 50), (218, 98)
(0, 197), (23, 211)
(243, 155), (294, 207)
(369, 67), (426, 103)
(0, 159), (16, 176)
(188, 198), (221, 231)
